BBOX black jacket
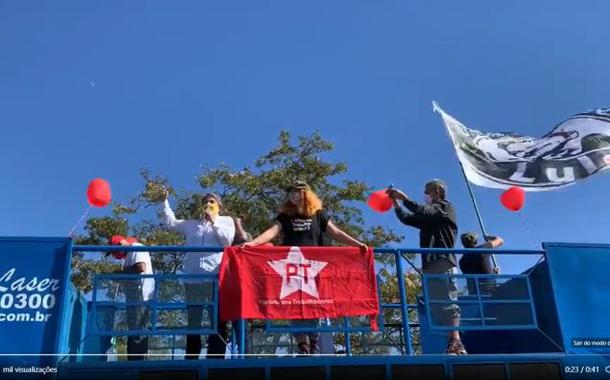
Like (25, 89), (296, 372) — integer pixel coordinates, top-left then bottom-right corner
(394, 198), (458, 270)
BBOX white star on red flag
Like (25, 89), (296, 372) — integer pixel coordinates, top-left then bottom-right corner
(267, 246), (328, 299)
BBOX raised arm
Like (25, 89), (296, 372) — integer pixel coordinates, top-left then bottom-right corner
(401, 198), (451, 223)
(478, 235), (504, 249)
(392, 198), (425, 228)
(233, 218), (251, 243)
(387, 187), (451, 224)
(160, 198), (188, 233)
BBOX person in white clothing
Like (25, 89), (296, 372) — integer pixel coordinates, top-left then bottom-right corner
(160, 191), (235, 359)
(108, 235), (155, 360)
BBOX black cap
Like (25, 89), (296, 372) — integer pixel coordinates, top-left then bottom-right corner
(286, 180), (310, 192)
(461, 232), (478, 248)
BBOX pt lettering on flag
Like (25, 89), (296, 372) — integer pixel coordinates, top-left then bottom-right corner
(219, 246), (379, 330)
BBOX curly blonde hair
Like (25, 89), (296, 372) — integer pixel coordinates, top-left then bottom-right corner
(279, 189), (322, 217)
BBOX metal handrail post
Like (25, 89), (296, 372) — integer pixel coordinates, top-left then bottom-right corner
(395, 251), (413, 355)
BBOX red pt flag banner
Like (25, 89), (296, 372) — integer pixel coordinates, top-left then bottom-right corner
(219, 246), (379, 329)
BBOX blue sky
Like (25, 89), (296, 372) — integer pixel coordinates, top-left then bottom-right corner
(2, 0), (610, 273)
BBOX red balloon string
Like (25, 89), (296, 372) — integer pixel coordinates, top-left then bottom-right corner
(68, 206), (92, 237)
(518, 210), (539, 249)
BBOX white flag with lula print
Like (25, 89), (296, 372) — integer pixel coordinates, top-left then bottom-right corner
(433, 102), (610, 191)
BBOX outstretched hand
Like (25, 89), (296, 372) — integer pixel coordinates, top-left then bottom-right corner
(386, 188), (407, 201)
(241, 241), (257, 248)
(143, 181), (170, 203)
(357, 242), (368, 254)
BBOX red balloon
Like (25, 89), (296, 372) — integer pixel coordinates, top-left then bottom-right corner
(87, 178), (112, 207)
(367, 190), (393, 213)
(500, 186), (525, 211)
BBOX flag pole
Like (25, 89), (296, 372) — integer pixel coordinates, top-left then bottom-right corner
(432, 101), (498, 269)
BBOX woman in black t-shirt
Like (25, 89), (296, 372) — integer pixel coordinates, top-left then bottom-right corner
(244, 181), (367, 355)
(247, 181), (367, 250)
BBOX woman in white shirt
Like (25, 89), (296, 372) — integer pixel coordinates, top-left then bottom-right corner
(160, 192), (235, 359)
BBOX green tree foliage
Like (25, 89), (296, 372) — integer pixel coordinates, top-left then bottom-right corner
(72, 131), (422, 356)
(71, 216), (127, 292)
(193, 131), (402, 246)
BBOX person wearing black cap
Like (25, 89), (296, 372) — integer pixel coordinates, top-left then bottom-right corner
(386, 179), (466, 355)
(459, 232), (503, 295)
(244, 180), (368, 355)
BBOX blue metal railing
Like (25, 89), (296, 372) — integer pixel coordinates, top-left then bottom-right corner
(73, 245), (546, 357)
(422, 274), (538, 331)
(91, 273), (218, 336)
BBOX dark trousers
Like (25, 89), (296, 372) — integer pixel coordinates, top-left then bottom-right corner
(185, 320), (229, 359)
(127, 334), (148, 361)
(185, 283), (229, 359)
(125, 293), (149, 360)
(292, 319), (320, 354)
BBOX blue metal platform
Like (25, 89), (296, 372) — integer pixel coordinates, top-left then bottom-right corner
(1, 238), (609, 379)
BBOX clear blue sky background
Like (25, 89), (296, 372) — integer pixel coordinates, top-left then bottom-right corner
(2, 0), (609, 273)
